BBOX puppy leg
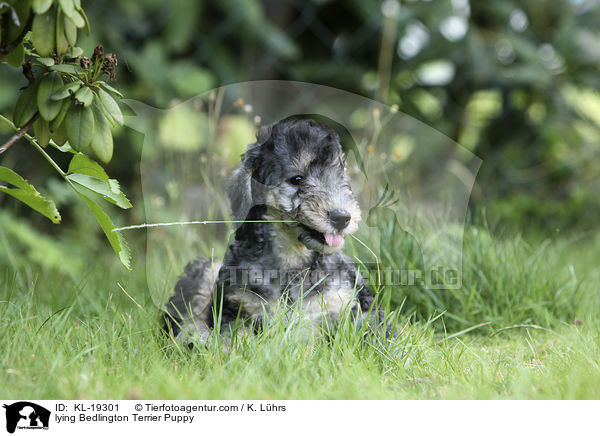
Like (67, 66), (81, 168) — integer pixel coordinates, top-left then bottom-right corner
(163, 258), (222, 346)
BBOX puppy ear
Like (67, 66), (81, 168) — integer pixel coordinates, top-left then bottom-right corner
(226, 141), (263, 221)
(227, 124), (276, 221)
(256, 124), (273, 144)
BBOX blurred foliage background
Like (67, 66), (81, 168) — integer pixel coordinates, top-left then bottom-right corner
(1, 0), (599, 275)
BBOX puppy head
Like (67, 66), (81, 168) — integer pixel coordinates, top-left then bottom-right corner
(227, 118), (361, 253)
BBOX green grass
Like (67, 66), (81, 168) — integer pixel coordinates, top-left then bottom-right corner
(1, 223), (599, 399)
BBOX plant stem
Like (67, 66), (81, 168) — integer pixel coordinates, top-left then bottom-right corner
(0, 14), (34, 61)
(26, 132), (67, 177)
(376, 0), (400, 103)
(0, 113), (40, 155)
(0, 113), (66, 176)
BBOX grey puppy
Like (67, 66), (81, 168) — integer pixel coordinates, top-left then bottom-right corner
(163, 118), (387, 345)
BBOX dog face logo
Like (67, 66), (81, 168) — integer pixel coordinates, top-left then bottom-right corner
(3, 402), (50, 433)
(227, 118), (362, 254)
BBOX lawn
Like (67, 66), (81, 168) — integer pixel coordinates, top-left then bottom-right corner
(1, 224), (599, 400)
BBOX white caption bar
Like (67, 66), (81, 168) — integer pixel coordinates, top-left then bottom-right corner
(0, 400), (597, 435)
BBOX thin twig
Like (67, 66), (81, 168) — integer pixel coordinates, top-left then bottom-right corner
(490, 324), (559, 337)
(117, 282), (142, 309)
(0, 114), (66, 176)
(0, 14), (34, 60)
(0, 113), (39, 155)
(112, 219), (297, 232)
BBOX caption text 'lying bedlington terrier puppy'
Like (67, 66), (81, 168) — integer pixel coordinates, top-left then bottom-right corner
(163, 117), (391, 345)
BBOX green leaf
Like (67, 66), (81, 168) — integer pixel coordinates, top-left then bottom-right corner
(51, 120), (68, 145)
(98, 81), (123, 98)
(5, 43), (24, 67)
(50, 63), (84, 74)
(67, 153), (108, 181)
(33, 118), (51, 146)
(13, 81), (39, 128)
(55, 7), (69, 55)
(50, 97), (70, 131)
(57, 0), (74, 18)
(49, 139), (75, 153)
(50, 81), (80, 100)
(37, 57), (55, 67)
(70, 184), (131, 270)
(66, 46), (83, 58)
(67, 173), (131, 209)
(74, 86), (93, 107)
(63, 15), (77, 46)
(90, 100), (113, 163)
(37, 72), (64, 121)
(33, 0), (53, 14)
(65, 103), (94, 150)
(69, 7), (84, 28)
(31, 11), (56, 57)
(0, 115), (12, 134)
(0, 166), (61, 223)
(75, 6), (89, 34)
(5, 0), (32, 42)
(97, 88), (123, 126)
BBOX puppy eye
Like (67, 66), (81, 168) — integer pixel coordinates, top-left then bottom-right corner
(288, 175), (304, 185)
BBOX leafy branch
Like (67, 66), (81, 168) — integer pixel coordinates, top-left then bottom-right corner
(0, 0), (131, 269)
(0, 113), (131, 269)
(0, 112), (39, 154)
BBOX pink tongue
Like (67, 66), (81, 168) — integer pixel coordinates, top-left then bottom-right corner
(324, 233), (344, 247)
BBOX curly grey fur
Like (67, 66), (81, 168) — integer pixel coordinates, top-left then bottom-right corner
(163, 118), (388, 345)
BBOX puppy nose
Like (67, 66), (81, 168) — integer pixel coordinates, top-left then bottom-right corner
(328, 209), (351, 231)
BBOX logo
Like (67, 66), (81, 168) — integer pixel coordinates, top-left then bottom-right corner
(3, 402), (50, 434)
